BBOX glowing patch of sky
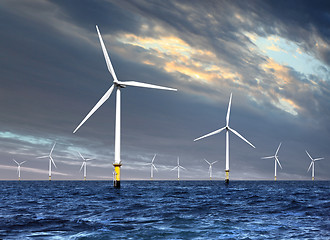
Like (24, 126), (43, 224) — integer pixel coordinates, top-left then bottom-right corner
(251, 35), (329, 78)
(0, 131), (52, 146)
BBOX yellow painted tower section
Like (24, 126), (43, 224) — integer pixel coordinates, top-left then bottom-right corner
(84, 176), (86, 181)
(225, 170), (229, 183)
(49, 176), (51, 181)
(274, 176), (277, 181)
(312, 177), (314, 181)
(113, 163), (122, 188)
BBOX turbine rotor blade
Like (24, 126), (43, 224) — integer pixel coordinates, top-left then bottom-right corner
(228, 127), (255, 148)
(73, 84), (114, 133)
(194, 127), (226, 142)
(179, 166), (186, 170)
(37, 156), (49, 159)
(314, 158), (324, 161)
(261, 156), (274, 159)
(275, 142), (282, 156)
(78, 151), (85, 161)
(50, 142), (56, 156)
(226, 93), (232, 126)
(152, 164), (158, 172)
(50, 156), (57, 168)
(211, 161), (218, 165)
(275, 156), (282, 169)
(20, 161), (27, 165)
(305, 150), (313, 161)
(95, 25), (118, 82)
(170, 166), (178, 171)
(13, 159), (19, 165)
(307, 162), (313, 172)
(118, 81), (177, 91)
(80, 162), (85, 172)
(204, 159), (211, 165)
(151, 154), (157, 163)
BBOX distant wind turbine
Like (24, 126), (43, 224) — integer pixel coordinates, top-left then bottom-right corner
(194, 93), (255, 183)
(37, 142), (57, 181)
(171, 157), (186, 180)
(261, 142), (283, 181)
(73, 25), (177, 188)
(306, 150), (324, 181)
(13, 159), (26, 181)
(146, 154), (158, 180)
(204, 159), (217, 180)
(78, 152), (94, 181)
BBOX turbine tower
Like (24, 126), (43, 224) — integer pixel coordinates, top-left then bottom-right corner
(147, 154), (158, 180)
(194, 93), (255, 183)
(13, 159), (26, 181)
(37, 142), (57, 181)
(171, 157), (186, 180)
(78, 152), (94, 181)
(261, 142), (283, 181)
(204, 159), (217, 180)
(306, 150), (324, 181)
(73, 25), (177, 188)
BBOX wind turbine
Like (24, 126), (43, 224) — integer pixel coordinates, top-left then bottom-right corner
(13, 159), (26, 181)
(306, 150), (324, 181)
(204, 159), (217, 180)
(261, 142), (283, 181)
(73, 25), (177, 188)
(171, 157), (186, 180)
(37, 142), (57, 181)
(78, 152), (94, 181)
(194, 93), (255, 183)
(146, 154), (158, 180)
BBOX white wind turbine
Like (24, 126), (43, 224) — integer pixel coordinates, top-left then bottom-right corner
(261, 142), (283, 181)
(78, 152), (94, 181)
(171, 157), (186, 180)
(37, 142), (57, 181)
(306, 150), (324, 181)
(194, 93), (255, 183)
(204, 159), (217, 180)
(13, 159), (26, 181)
(73, 25), (177, 188)
(146, 154), (158, 180)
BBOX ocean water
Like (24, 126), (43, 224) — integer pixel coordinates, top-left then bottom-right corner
(0, 181), (329, 239)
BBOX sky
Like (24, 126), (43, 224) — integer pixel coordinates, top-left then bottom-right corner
(1, 0), (330, 181)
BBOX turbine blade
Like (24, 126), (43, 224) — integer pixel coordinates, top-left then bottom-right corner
(194, 126), (226, 142)
(307, 162), (313, 172)
(170, 166), (178, 171)
(86, 158), (95, 161)
(13, 159), (19, 165)
(204, 159), (211, 165)
(118, 81), (177, 91)
(305, 150), (313, 161)
(73, 84), (114, 133)
(211, 161), (218, 165)
(261, 156), (274, 159)
(95, 25), (118, 82)
(228, 127), (255, 148)
(314, 158), (324, 161)
(78, 151), (84, 160)
(50, 156), (57, 168)
(37, 156), (49, 159)
(50, 142), (56, 156)
(80, 162), (85, 172)
(275, 142), (282, 156)
(20, 161), (27, 165)
(151, 154), (157, 163)
(275, 156), (282, 169)
(152, 164), (158, 172)
(179, 166), (186, 170)
(226, 93), (232, 126)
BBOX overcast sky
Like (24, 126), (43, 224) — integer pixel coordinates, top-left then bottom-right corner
(1, 0), (330, 181)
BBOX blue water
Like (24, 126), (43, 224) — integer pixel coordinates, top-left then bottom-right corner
(0, 181), (329, 239)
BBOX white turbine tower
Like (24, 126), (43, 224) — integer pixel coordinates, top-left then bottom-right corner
(37, 142), (57, 181)
(73, 25), (177, 188)
(194, 93), (255, 183)
(171, 157), (186, 180)
(204, 159), (217, 180)
(78, 152), (94, 181)
(13, 159), (26, 181)
(306, 150), (324, 181)
(261, 142), (283, 181)
(147, 154), (158, 180)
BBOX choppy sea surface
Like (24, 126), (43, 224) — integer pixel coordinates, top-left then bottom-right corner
(0, 181), (329, 239)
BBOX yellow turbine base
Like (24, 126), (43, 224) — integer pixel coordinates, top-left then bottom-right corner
(113, 163), (122, 188)
(84, 176), (86, 181)
(49, 176), (51, 181)
(225, 170), (229, 183)
(312, 177), (314, 181)
(275, 176), (277, 181)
